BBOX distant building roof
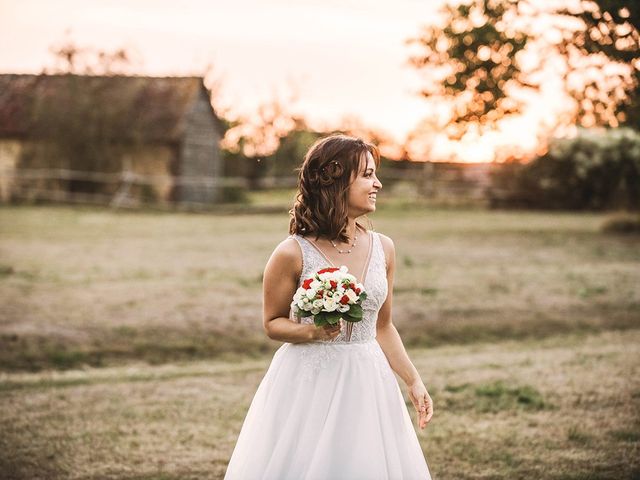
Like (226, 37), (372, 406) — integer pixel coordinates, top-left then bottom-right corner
(0, 74), (224, 143)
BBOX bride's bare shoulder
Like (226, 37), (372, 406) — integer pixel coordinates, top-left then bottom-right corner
(266, 236), (302, 277)
(274, 236), (302, 258)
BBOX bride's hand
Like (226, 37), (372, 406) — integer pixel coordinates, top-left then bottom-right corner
(408, 380), (433, 430)
(311, 321), (342, 341)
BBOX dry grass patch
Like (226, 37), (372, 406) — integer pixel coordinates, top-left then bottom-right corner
(1, 206), (639, 371)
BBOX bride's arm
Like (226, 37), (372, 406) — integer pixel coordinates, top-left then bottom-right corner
(262, 238), (341, 343)
(376, 234), (434, 429)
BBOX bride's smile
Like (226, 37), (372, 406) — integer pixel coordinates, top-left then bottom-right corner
(348, 150), (382, 217)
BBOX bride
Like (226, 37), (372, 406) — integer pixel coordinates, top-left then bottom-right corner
(224, 134), (434, 479)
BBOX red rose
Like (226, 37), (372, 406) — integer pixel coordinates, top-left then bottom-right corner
(302, 278), (314, 289)
(340, 295), (349, 305)
(318, 267), (339, 274)
(330, 280), (337, 289)
(354, 287), (361, 295)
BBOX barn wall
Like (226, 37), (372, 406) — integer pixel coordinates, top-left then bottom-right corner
(123, 146), (176, 202)
(179, 87), (222, 204)
(0, 140), (21, 201)
(0, 141), (176, 204)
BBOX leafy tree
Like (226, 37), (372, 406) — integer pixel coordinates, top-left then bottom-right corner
(556, 1), (640, 128)
(220, 91), (306, 189)
(408, 0), (640, 141)
(407, 0), (534, 140)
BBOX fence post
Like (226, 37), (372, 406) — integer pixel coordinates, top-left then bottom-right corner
(110, 170), (134, 209)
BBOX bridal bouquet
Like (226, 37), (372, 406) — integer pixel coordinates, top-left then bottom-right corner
(291, 266), (367, 342)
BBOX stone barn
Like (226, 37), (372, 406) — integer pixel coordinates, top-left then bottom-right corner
(0, 74), (225, 205)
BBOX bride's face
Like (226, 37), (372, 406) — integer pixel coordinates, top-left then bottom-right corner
(347, 151), (382, 217)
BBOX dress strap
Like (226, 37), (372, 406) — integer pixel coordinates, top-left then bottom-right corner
(287, 233), (308, 281)
(370, 231), (386, 273)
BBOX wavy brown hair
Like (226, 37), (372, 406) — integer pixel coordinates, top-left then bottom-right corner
(288, 134), (380, 243)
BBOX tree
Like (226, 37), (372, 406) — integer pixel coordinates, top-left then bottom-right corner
(556, 1), (640, 128)
(220, 88), (305, 189)
(407, 0), (534, 141)
(407, 0), (640, 144)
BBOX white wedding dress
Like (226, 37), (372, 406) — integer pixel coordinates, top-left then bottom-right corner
(224, 231), (432, 480)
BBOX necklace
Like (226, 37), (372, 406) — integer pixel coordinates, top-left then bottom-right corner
(330, 226), (358, 254)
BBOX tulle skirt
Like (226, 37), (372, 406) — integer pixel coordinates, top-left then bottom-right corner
(224, 338), (432, 480)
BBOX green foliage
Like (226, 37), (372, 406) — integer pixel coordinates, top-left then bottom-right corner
(221, 128), (324, 189)
(442, 380), (548, 413)
(138, 183), (158, 203)
(345, 303), (363, 321)
(271, 130), (322, 177)
(473, 380), (547, 413)
(220, 148), (248, 179)
(489, 128), (640, 210)
(219, 186), (248, 204)
(313, 311), (342, 326)
(408, 0), (531, 138)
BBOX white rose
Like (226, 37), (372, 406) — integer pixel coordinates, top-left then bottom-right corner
(337, 303), (350, 313)
(345, 289), (358, 303)
(344, 273), (356, 283)
(312, 299), (323, 309)
(305, 289), (316, 299)
(323, 297), (338, 312)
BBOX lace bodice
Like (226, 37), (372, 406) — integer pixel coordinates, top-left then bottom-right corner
(288, 231), (388, 343)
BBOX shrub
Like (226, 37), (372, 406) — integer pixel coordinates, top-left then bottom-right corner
(219, 186), (248, 204)
(489, 128), (640, 210)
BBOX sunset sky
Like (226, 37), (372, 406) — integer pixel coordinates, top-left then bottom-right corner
(0, 0), (596, 162)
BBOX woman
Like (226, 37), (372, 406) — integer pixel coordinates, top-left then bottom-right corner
(224, 134), (434, 479)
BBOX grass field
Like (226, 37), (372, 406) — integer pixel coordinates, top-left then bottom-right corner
(1, 203), (639, 479)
